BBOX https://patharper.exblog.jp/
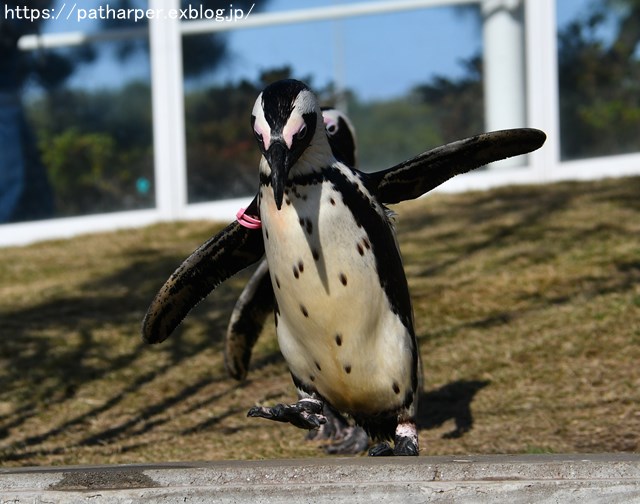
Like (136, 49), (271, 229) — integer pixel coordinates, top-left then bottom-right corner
(2, 3), (255, 24)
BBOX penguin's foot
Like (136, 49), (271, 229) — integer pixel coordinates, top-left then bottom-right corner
(304, 403), (369, 454)
(368, 421), (419, 456)
(393, 420), (419, 456)
(324, 426), (370, 455)
(368, 441), (394, 456)
(306, 403), (349, 441)
(247, 398), (326, 430)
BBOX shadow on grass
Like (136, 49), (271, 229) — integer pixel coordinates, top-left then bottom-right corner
(399, 184), (573, 278)
(417, 380), (490, 439)
(0, 244), (270, 463)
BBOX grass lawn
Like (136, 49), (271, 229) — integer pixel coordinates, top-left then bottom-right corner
(1, 176), (639, 466)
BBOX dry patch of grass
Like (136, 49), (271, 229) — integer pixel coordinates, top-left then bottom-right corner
(1, 176), (639, 466)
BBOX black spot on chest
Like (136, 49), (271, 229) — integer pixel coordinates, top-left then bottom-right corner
(298, 217), (313, 235)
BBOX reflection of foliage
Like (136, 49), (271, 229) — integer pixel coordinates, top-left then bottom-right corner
(185, 79), (260, 201)
(43, 129), (115, 211)
(558, 0), (640, 160)
(40, 127), (153, 216)
(348, 96), (440, 172)
(412, 55), (484, 146)
(28, 82), (154, 216)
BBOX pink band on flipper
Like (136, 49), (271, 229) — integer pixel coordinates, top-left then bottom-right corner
(236, 208), (262, 229)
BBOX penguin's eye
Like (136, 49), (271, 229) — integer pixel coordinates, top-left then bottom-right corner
(295, 124), (307, 140)
(326, 123), (337, 135)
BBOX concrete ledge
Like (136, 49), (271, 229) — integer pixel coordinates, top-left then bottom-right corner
(2, 454), (640, 503)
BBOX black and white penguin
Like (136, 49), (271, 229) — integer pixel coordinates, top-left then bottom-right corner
(224, 106), (369, 454)
(141, 79), (546, 457)
(248, 79), (421, 455)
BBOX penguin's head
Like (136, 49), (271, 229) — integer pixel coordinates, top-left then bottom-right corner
(252, 79), (319, 210)
(322, 107), (358, 170)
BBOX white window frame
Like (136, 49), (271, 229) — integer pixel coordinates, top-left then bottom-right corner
(2, 0), (640, 247)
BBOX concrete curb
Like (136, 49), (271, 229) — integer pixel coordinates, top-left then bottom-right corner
(1, 454), (640, 503)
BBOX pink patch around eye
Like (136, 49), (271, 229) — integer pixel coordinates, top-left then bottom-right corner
(283, 116), (306, 149)
(254, 120), (271, 150)
(324, 117), (337, 134)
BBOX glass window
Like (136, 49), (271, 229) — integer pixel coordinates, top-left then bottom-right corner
(182, 1), (484, 203)
(0, 0), (153, 224)
(557, 0), (640, 161)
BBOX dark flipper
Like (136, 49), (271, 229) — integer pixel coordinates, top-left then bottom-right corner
(224, 258), (274, 380)
(142, 196), (264, 344)
(371, 128), (547, 204)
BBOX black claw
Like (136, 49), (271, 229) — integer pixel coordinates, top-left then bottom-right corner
(247, 400), (326, 430)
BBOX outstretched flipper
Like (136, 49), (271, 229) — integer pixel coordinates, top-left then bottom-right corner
(371, 128), (546, 203)
(142, 196), (264, 344)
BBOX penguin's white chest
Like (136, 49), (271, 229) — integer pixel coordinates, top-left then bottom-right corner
(259, 178), (414, 415)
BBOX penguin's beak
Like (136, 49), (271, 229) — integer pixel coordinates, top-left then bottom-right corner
(265, 140), (289, 210)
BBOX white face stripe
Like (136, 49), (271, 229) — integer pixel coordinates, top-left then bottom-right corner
(252, 92), (271, 151)
(282, 90), (318, 149)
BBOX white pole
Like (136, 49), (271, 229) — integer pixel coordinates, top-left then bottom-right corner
(148, 0), (188, 220)
(525, 0), (560, 182)
(482, 0), (527, 169)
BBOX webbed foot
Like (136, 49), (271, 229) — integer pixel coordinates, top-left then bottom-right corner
(368, 421), (419, 456)
(305, 403), (369, 454)
(247, 398), (326, 430)
(324, 425), (370, 455)
(368, 442), (394, 456)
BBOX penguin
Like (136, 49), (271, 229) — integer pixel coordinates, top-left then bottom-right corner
(247, 79), (424, 455)
(224, 106), (370, 454)
(141, 79), (546, 457)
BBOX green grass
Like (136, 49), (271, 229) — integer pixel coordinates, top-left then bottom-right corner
(1, 176), (639, 466)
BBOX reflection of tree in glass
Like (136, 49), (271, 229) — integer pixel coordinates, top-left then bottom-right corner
(409, 0), (640, 162)
(558, 0), (640, 160)
(20, 0), (271, 217)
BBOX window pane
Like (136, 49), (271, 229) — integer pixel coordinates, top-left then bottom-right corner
(1, 0), (154, 224)
(183, 2), (483, 202)
(557, 0), (640, 161)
